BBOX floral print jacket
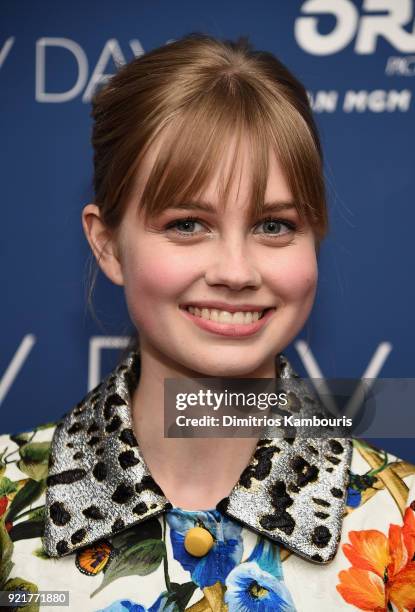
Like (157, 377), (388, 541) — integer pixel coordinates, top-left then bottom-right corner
(0, 350), (414, 612)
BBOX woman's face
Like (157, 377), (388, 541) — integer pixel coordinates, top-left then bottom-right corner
(113, 137), (318, 377)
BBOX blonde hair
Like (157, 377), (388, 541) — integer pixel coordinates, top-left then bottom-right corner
(87, 32), (327, 350)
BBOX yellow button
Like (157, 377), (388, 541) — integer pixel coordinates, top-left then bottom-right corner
(184, 526), (214, 557)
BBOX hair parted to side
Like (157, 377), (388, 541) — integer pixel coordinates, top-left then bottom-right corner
(86, 32), (328, 357)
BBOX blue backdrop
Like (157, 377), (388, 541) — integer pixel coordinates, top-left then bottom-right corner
(1, 1), (414, 461)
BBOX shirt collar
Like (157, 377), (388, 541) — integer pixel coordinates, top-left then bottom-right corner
(43, 349), (351, 564)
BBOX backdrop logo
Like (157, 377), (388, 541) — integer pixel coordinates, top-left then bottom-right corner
(0, 37), (148, 102)
(295, 0), (415, 56)
(35, 37), (145, 103)
(0, 37), (179, 102)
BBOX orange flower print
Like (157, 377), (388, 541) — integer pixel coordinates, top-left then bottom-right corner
(337, 505), (415, 611)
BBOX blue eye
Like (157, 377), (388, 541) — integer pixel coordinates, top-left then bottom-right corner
(255, 217), (296, 236)
(167, 217), (205, 235)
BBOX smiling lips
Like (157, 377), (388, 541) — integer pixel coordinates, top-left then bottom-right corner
(187, 305), (264, 324)
(179, 302), (275, 337)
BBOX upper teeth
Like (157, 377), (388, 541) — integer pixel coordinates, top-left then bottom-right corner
(187, 306), (264, 324)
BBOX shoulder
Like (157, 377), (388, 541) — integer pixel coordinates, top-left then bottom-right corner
(0, 381), (102, 525)
(1, 420), (59, 443)
(0, 379), (107, 481)
(328, 440), (415, 610)
(0, 421), (60, 587)
(348, 438), (415, 509)
(344, 438), (415, 536)
(0, 421), (59, 483)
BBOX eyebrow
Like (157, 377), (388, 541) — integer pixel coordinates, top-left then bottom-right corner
(170, 200), (297, 213)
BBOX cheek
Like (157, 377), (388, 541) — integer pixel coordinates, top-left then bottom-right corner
(269, 250), (318, 302)
(122, 245), (197, 310)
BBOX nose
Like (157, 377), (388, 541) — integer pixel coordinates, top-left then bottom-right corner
(204, 237), (261, 291)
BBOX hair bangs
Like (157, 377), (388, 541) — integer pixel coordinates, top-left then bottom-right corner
(135, 80), (325, 236)
(139, 91), (249, 224)
(258, 95), (327, 238)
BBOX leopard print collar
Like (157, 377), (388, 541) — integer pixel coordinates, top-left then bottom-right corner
(43, 350), (351, 564)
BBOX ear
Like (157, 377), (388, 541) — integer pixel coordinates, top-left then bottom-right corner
(82, 204), (124, 286)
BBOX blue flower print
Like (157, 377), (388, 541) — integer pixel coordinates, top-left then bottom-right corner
(225, 562), (296, 611)
(96, 600), (146, 612)
(246, 536), (283, 579)
(167, 508), (243, 588)
(346, 486), (361, 508)
(148, 593), (177, 612)
(97, 591), (176, 612)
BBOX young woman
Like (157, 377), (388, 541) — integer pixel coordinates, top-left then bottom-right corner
(1, 33), (414, 612)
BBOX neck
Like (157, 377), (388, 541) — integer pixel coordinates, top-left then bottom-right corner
(130, 339), (278, 510)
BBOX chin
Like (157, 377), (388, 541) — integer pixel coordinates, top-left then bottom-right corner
(182, 353), (270, 378)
